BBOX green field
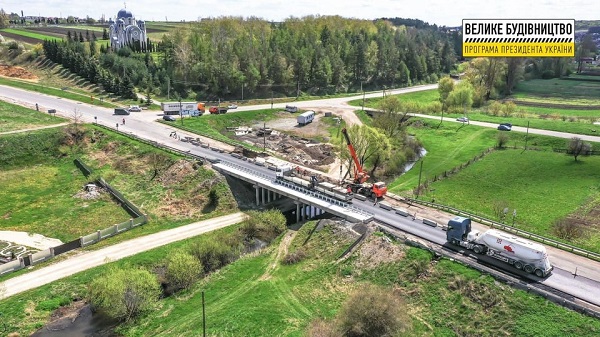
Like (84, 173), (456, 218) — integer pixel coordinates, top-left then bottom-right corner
(0, 100), (65, 132)
(0, 28), (62, 42)
(513, 78), (600, 105)
(422, 149), (600, 250)
(348, 88), (440, 108)
(2, 221), (599, 336)
(166, 109), (281, 148)
(0, 125), (237, 246)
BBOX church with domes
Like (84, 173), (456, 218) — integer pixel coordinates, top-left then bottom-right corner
(108, 8), (148, 51)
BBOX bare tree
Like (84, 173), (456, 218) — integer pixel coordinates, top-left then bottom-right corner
(568, 137), (592, 161)
(496, 133), (509, 149)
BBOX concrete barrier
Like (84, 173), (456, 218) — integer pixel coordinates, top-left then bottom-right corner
(201, 143), (209, 148)
(378, 201), (393, 211)
(395, 207), (409, 217)
(353, 194), (367, 201)
(210, 147), (219, 151)
(423, 218), (438, 227)
(231, 153), (242, 159)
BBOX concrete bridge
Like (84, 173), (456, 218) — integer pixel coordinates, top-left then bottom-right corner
(212, 161), (374, 224)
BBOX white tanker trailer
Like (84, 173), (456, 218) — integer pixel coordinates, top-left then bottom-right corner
(446, 217), (553, 277)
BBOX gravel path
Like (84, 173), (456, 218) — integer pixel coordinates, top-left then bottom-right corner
(0, 212), (247, 299)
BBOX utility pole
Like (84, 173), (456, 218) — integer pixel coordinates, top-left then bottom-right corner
(263, 121), (266, 153)
(167, 78), (170, 100)
(179, 98), (183, 126)
(297, 80), (300, 98)
(202, 291), (206, 337)
(416, 160), (424, 199)
(524, 121), (530, 150)
(241, 83), (244, 101)
(361, 82), (365, 111)
(271, 91), (273, 109)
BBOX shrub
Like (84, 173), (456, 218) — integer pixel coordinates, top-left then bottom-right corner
(336, 285), (411, 336)
(189, 239), (237, 273)
(165, 250), (203, 290)
(245, 210), (287, 243)
(88, 266), (161, 321)
(497, 133), (509, 149)
(282, 248), (307, 265)
(488, 101), (503, 116)
(552, 219), (585, 241)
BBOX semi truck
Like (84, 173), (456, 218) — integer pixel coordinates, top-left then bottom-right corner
(275, 165), (353, 203)
(446, 216), (553, 277)
(161, 102), (205, 115)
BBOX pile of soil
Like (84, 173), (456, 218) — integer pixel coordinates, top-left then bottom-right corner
(0, 64), (38, 80)
(353, 230), (406, 270)
(157, 160), (197, 186)
(236, 130), (335, 170)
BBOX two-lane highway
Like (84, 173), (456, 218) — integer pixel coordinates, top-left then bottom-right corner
(2, 84), (600, 309)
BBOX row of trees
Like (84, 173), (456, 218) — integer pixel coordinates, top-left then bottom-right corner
(157, 16), (457, 100)
(42, 39), (137, 99)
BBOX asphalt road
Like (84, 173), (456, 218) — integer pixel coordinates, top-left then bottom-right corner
(2, 84), (600, 308)
(0, 213), (247, 299)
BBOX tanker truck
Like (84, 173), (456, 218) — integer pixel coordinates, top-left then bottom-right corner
(446, 216), (553, 277)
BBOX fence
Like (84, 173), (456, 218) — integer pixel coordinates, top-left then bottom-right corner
(0, 159), (148, 276)
(397, 196), (600, 263)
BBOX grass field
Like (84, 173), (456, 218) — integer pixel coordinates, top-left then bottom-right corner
(167, 109), (280, 148)
(0, 28), (62, 42)
(0, 100), (65, 132)
(0, 124), (237, 246)
(348, 88), (440, 107)
(421, 149), (600, 250)
(2, 221), (599, 336)
(513, 78), (600, 105)
(0, 160), (128, 242)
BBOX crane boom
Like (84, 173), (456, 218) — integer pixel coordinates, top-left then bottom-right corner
(341, 128), (369, 184)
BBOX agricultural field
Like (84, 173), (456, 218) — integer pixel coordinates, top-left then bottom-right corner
(1, 220), (599, 336)
(0, 100), (65, 133)
(513, 78), (600, 105)
(0, 28), (62, 44)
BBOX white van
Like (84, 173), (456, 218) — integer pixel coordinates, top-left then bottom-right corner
(297, 111), (315, 125)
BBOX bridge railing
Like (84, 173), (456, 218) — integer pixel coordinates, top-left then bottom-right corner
(217, 160), (273, 182)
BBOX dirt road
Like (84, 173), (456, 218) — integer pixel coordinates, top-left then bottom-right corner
(0, 212), (247, 299)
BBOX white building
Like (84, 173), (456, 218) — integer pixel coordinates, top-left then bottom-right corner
(108, 9), (147, 51)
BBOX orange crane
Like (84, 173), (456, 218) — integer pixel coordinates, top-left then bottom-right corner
(341, 128), (388, 199)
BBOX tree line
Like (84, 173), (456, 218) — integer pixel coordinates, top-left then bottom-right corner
(157, 16), (456, 100)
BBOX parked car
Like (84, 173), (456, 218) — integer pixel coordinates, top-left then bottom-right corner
(500, 122), (512, 128)
(227, 104), (238, 109)
(128, 105), (142, 112)
(163, 115), (176, 121)
(456, 117), (469, 123)
(497, 124), (511, 131)
(114, 108), (130, 115)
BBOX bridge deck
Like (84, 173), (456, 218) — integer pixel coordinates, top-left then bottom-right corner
(213, 161), (373, 223)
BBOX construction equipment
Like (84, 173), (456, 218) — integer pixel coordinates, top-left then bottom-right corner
(341, 128), (387, 199)
(275, 165), (353, 202)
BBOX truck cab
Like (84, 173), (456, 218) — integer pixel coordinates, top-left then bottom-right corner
(372, 182), (387, 198)
(275, 164), (293, 178)
(446, 216), (472, 244)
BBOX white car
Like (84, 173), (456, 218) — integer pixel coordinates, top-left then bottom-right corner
(456, 117), (469, 123)
(128, 105), (142, 112)
(227, 104), (238, 109)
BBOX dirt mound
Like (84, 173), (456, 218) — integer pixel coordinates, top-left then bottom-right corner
(353, 232), (405, 270)
(0, 64), (38, 81)
(157, 160), (197, 186)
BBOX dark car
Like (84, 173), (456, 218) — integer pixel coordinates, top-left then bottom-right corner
(497, 124), (511, 131)
(114, 108), (130, 115)
(500, 122), (512, 128)
(163, 115), (176, 121)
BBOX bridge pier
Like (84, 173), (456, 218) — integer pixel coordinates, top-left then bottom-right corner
(255, 185), (260, 206)
(296, 202), (301, 223)
(267, 190), (271, 203)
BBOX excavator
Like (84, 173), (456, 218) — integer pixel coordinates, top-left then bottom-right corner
(341, 128), (388, 199)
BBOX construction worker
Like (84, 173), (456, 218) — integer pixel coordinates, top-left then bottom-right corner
(122, 118), (125, 125)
